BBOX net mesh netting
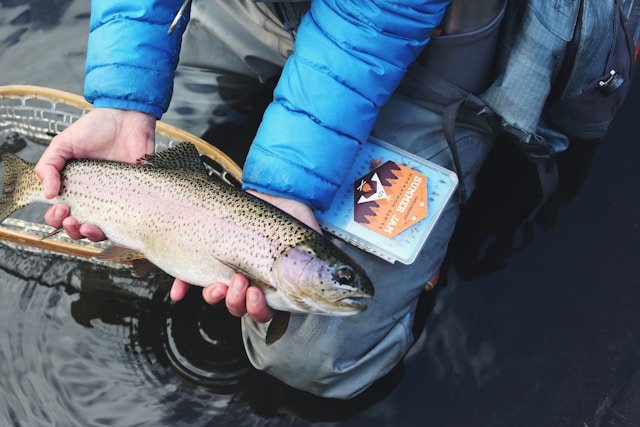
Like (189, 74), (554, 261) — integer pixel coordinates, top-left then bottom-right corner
(0, 95), (87, 141)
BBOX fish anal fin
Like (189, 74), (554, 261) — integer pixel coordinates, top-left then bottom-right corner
(131, 259), (158, 278)
(265, 310), (290, 346)
(94, 245), (146, 264)
(137, 142), (206, 173)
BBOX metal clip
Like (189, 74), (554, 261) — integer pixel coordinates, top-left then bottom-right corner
(598, 69), (624, 95)
(168, 0), (191, 34)
(599, 69), (617, 87)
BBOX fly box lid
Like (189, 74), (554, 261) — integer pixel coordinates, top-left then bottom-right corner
(316, 137), (458, 265)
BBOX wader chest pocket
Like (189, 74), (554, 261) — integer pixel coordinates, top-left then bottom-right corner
(546, 0), (638, 140)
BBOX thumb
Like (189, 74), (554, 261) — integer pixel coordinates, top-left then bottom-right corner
(34, 137), (72, 199)
(34, 163), (62, 199)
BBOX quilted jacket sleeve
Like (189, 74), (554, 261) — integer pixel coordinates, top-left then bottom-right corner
(242, 0), (450, 211)
(84, 0), (189, 118)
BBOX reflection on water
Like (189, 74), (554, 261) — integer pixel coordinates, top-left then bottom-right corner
(165, 66), (274, 166)
(0, 244), (253, 426)
(2, 0), (640, 426)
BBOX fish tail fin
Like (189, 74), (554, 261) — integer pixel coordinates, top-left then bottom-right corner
(0, 154), (39, 222)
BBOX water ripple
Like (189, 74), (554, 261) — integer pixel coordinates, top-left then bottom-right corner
(0, 245), (261, 426)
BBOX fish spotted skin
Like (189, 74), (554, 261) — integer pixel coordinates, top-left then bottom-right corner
(0, 143), (374, 318)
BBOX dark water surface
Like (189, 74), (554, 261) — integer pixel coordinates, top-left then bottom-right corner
(2, 2), (640, 426)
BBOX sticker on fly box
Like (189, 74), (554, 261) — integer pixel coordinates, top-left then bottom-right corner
(354, 161), (428, 238)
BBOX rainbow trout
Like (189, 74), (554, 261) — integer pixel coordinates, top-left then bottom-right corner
(0, 143), (374, 343)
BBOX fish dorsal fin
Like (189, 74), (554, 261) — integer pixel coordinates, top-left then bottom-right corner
(94, 245), (147, 263)
(137, 142), (206, 172)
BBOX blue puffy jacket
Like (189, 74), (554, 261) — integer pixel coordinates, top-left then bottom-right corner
(85, 1), (450, 210)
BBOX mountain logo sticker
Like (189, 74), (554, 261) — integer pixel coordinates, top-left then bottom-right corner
(353, 160), (428, 238)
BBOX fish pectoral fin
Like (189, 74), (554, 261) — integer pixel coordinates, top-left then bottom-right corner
(40, 227), (63, 240)
(214, 260), (277, 293)
(265, 310), (291, 346)
(94, 245), (147, 264)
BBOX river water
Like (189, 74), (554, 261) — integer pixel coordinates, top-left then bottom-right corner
(1, 1), (640, 426)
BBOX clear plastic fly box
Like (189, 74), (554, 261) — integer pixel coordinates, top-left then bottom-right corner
(316, 137), (458, 264)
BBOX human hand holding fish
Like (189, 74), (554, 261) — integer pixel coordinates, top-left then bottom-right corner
(35, 107), (155, 241)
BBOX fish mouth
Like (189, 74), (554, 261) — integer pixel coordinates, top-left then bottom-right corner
(332, 293), (373, 313)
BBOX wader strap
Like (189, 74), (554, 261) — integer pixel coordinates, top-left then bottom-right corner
(406, 64), (491, 202)
(533, 157), (558, 219)
(406, 63), (559, 217)
(513, 136), (559, 220)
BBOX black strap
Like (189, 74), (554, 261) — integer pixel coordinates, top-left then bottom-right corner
(405, 64), (470, 105)
(533, 156), (559, 217)
(511, 134), (559, 220)
(406, 64), (492, 202)
(406, 63), (560, 216)
(442, 96), (485, 202)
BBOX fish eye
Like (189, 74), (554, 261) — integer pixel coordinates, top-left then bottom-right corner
(334, 266), (355, 285)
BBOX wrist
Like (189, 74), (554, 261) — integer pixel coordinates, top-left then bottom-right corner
(85, 108), (155, 160)
(92, 97), (164, 119)
(112, 108), (155, 150)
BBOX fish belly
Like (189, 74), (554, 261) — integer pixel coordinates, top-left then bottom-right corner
(59, 163), (281, 288)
